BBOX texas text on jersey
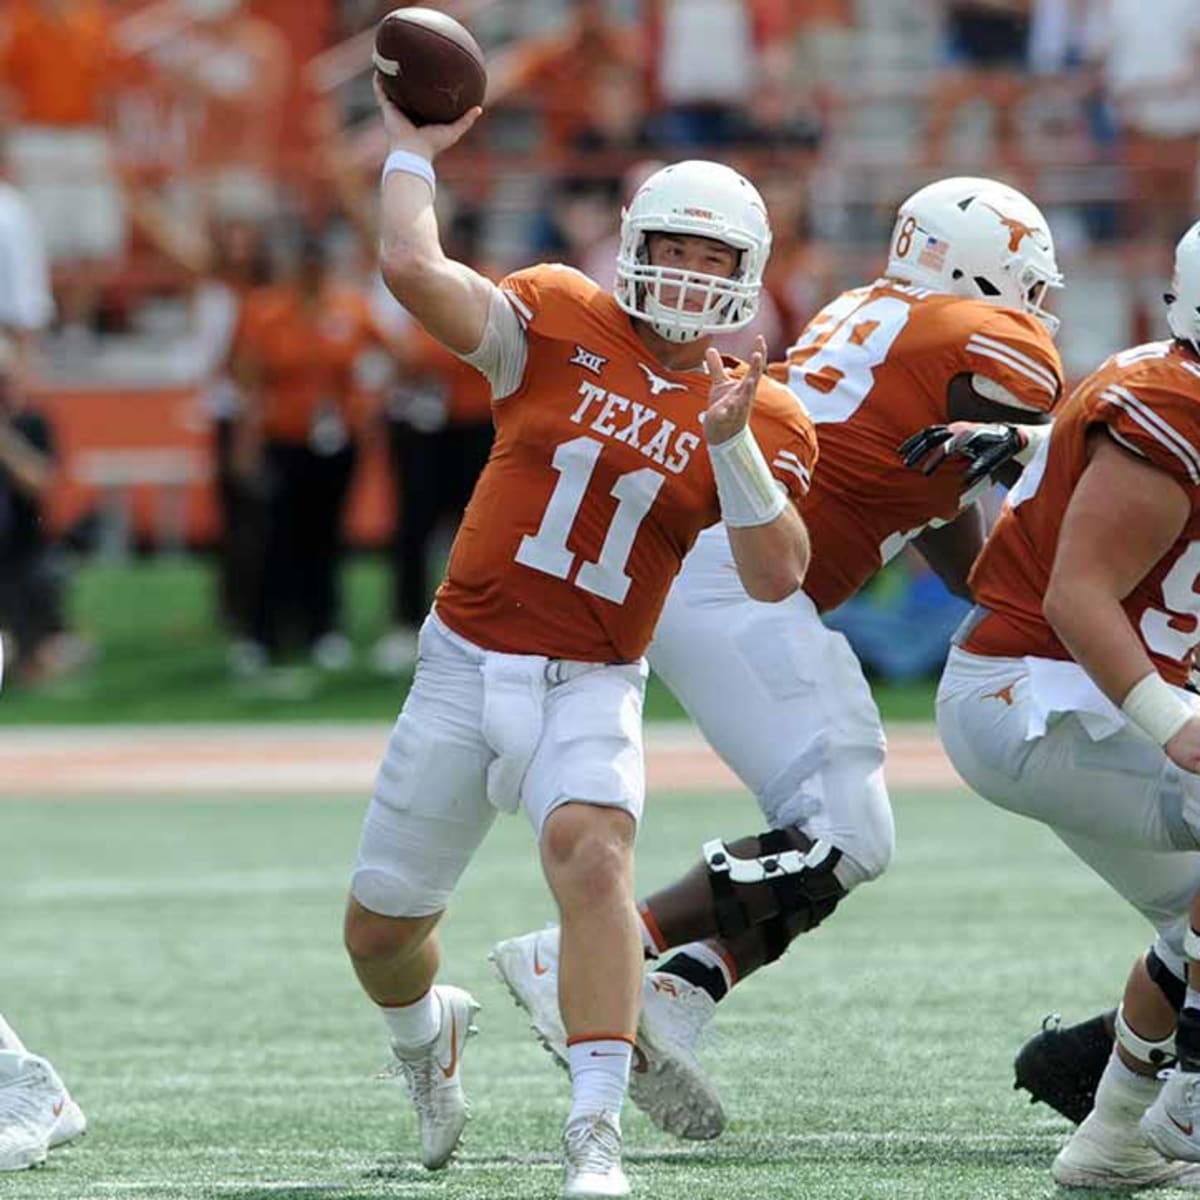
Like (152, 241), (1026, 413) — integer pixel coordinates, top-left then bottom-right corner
(967, 340), (1200, 686)
(770, 278), (1063, 613)
(435, 264), (818, 662)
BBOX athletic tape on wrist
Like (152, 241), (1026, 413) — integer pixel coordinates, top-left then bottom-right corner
(1121, 672), (1194, 746)
(382, 149), (436, 197)
(707, 425), (788, 528)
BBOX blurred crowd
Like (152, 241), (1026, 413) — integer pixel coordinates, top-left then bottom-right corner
(2, 0), (1199, 687)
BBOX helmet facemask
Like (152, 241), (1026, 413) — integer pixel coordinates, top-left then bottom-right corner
(616, 231), (758, 344)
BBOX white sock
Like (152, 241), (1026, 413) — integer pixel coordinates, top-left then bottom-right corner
(1186, 987), (1200, 1013)
(567, 1038), (631, 1124)
(0, 1014), (27, 1055)
(1090, 1050), (1163, 1127)
(380, 989), (440, 1051)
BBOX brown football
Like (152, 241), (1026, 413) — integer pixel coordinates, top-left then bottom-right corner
(373, 7), (487, 127)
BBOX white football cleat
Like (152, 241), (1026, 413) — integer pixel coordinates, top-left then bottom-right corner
(49, 1093), (87, 1151)
(0, 1051), (69, 1172)
(563, 1110), (629, 1198)
(491, 929), (568, 1066)
(1053, 1108), (1200, 1189)
(494, 931), (727, 1139)
(629, 972), (726, 1141)
(390, 985), (480, 1170)
(1142, 1069), (1200, 1165)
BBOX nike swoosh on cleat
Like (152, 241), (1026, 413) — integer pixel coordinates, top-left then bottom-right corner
(1169, 1113), (1195, 1137)
(589, 1051), (627, 1059)
(439, 1008), (459, 1080)
(533, 945), (549, 976)
(52, 1100), (64, 1117)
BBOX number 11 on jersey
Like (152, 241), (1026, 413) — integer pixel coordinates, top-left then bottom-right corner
(516, 435), (665, 604)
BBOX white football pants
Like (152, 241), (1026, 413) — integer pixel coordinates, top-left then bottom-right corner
(648, 527), (895, 890)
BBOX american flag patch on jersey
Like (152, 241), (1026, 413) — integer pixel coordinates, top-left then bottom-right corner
(918, 235), (949, 272)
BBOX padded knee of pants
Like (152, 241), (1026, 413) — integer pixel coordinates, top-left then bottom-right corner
(351, 866), (447, 920)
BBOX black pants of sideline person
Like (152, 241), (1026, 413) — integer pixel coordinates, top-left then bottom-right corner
(387, 419), (492, 628)
(251, 438), (357, 658)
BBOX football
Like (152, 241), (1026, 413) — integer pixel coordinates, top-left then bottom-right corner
(372, 7), (487, 127)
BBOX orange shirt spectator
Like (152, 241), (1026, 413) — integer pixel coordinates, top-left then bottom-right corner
(234, 282), (387, 445)
(0, 0), (116, 127)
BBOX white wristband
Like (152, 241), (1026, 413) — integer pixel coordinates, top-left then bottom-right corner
(707, 425), (788, 528)
(382, 149), (436, 197)
(1014, 421), (1052, 466)
(1121, 672), (1194, 746)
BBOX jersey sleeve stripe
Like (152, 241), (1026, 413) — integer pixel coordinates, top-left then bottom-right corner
(1102, 386), (1200, 483)
(1106, 426), (1150, 459)
(502, 291), (534, 324)
(771, 456), (811, 489)
(1108, 385), (1200, 478)
(965, 337), (1058, 395)
(967, 333), (1060, 390)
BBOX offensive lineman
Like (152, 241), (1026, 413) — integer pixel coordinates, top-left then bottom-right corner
(938, 220), (1200, 1190)
(495, 176), (1065, 1139)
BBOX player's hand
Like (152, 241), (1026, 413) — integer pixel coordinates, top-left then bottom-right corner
(1166, 716), (1200, 775)
(898, 421), (1029, 484)
(373, 75), (481, 160)
(703, 336), (765, 446)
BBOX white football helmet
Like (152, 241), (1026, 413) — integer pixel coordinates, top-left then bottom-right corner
(1166, 220), (1200, 355)
(614, 160), (771, 343)
(886, 176), (1063, 335)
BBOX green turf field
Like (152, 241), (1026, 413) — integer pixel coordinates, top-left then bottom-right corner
(1, 558), (937, 724)
(4, 780), (1168, 1199)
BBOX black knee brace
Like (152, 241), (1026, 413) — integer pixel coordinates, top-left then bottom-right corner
(1147, 947), (1187, 1012)
(703, 828), (846, 964)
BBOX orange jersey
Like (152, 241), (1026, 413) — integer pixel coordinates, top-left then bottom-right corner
(967, 340), (1200, 687)
(234, 284), (385, 443)
(435, 264), (818, 662)
(769, 279), (1063, 612)
(1, 1), (115, 127)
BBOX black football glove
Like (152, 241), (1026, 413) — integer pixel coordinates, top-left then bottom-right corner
(898, 421), (1029, 485)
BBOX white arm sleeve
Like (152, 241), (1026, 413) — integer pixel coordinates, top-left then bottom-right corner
(459, 283), (529, 402)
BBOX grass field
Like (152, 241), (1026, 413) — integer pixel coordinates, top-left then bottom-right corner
(4, 765), (1170, 1199)
(0, 558), (937, 724)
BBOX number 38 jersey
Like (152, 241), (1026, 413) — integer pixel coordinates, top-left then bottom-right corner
(770, 279), (1063, 612)
(967, 341), (1200, 686)
(434, 264), (818, 663)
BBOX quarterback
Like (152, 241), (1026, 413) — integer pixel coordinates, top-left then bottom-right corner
(344, 81), (816, 1199)
(938, 221), (1200, 1190)
(495, 176), (1064, 1138)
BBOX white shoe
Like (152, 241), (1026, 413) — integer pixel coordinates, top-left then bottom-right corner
(629, 972), (725, 1141)
(371, 627), (420, 676)
(390, 986), (480, 1170)
(0, 1052), (67, 1172)
(491, 929), (568, 1066)
(49, 1094), (87, 1150)
(493, 931), (726, 1139)
(1142, 1069), (1200, 1165)
(1054, 1109), (1200, 1189)
(563, 1110), (629, 1198)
